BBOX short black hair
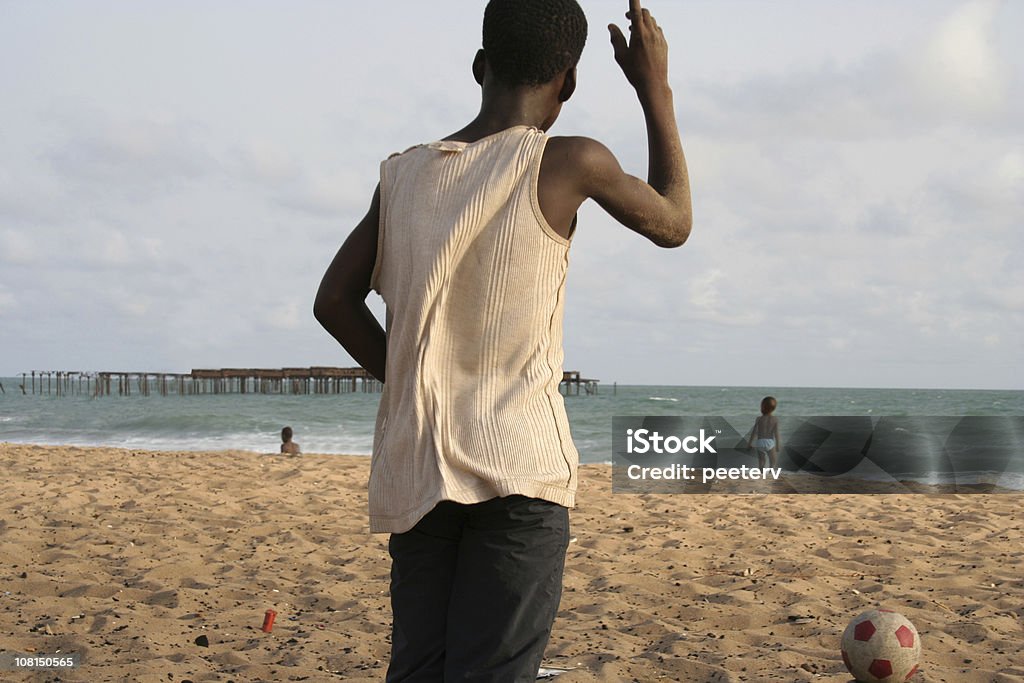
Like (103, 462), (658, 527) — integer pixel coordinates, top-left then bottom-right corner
(483, 0), (588, 87)
(282, 426), (293, 440)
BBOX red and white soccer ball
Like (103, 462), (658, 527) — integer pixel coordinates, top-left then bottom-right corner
(841, 609), (921, 682)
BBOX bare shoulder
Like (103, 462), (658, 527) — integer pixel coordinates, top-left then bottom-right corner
(546, 136), (619, 169)
(544, 136), (624, 193)
(535, 137), (610, 237)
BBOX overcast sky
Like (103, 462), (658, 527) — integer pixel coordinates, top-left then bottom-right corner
(1, 0), (1021, 389)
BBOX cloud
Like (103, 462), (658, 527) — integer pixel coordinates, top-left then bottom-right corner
(0, 164), (70, 227)
(44, 110), (215, 199)
(228, 140), (301, 185)
(274, 169), (371, 218)
(684, 0), (1019, 142)
(225, 140), (373, 218)
(74, 229), (164, 268)
(916, 0), (1009, 113)
(686, 269), (764, 327)
(106, 285), (152, 317)
(0, 229), (35, 264)
(263, 300), (304, 331)
(0, 286), (15, 314)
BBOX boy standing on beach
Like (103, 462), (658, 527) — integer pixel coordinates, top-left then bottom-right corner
(749, 397), (781, 468)
(314, 0), (691, 679)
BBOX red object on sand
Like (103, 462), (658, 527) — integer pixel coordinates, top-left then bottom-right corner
(262, 609), (277, 632)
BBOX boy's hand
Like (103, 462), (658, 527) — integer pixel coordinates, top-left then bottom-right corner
(548, 0), (690, 248)
(609, 0), (669, 96)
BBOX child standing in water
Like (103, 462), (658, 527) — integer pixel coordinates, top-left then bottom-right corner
(314, 0), (691, 679)
(749, 396), (781, 468)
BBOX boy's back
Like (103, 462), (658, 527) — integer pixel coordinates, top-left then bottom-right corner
(367, 125), (577, 534)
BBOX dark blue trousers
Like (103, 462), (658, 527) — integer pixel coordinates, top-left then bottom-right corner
(385, 494), (570, 682)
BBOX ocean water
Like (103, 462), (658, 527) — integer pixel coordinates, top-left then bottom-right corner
(2, 379), (1020, 466)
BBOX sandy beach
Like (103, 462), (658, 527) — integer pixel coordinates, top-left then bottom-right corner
(1, 443), (1021, 682)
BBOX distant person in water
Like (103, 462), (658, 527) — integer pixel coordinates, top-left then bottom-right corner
(749, 396), (781, 468)
(280, 426), (301, 455)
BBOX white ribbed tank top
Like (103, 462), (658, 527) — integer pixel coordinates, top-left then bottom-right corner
(368, 125), (578, 534)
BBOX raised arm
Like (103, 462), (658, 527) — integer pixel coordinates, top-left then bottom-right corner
(568, 0), (691, 247)
(313, 186), (387, 382)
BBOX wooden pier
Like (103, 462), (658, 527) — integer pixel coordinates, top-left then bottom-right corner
(15, 368), (382, 397)
(561, 370), (600, 396)
(18, 368), (598, 397)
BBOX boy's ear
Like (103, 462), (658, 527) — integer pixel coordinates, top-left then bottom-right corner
(473, 49), (486, 86)
(558, 67), (577, 103)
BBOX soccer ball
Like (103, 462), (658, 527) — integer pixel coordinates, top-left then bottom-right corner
(841, 609), (921, 682)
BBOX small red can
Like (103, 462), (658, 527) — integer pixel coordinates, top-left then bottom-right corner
(262, 609), (277, 633)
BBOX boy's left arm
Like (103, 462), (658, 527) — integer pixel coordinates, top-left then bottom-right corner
(313, 186), (387, 383)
